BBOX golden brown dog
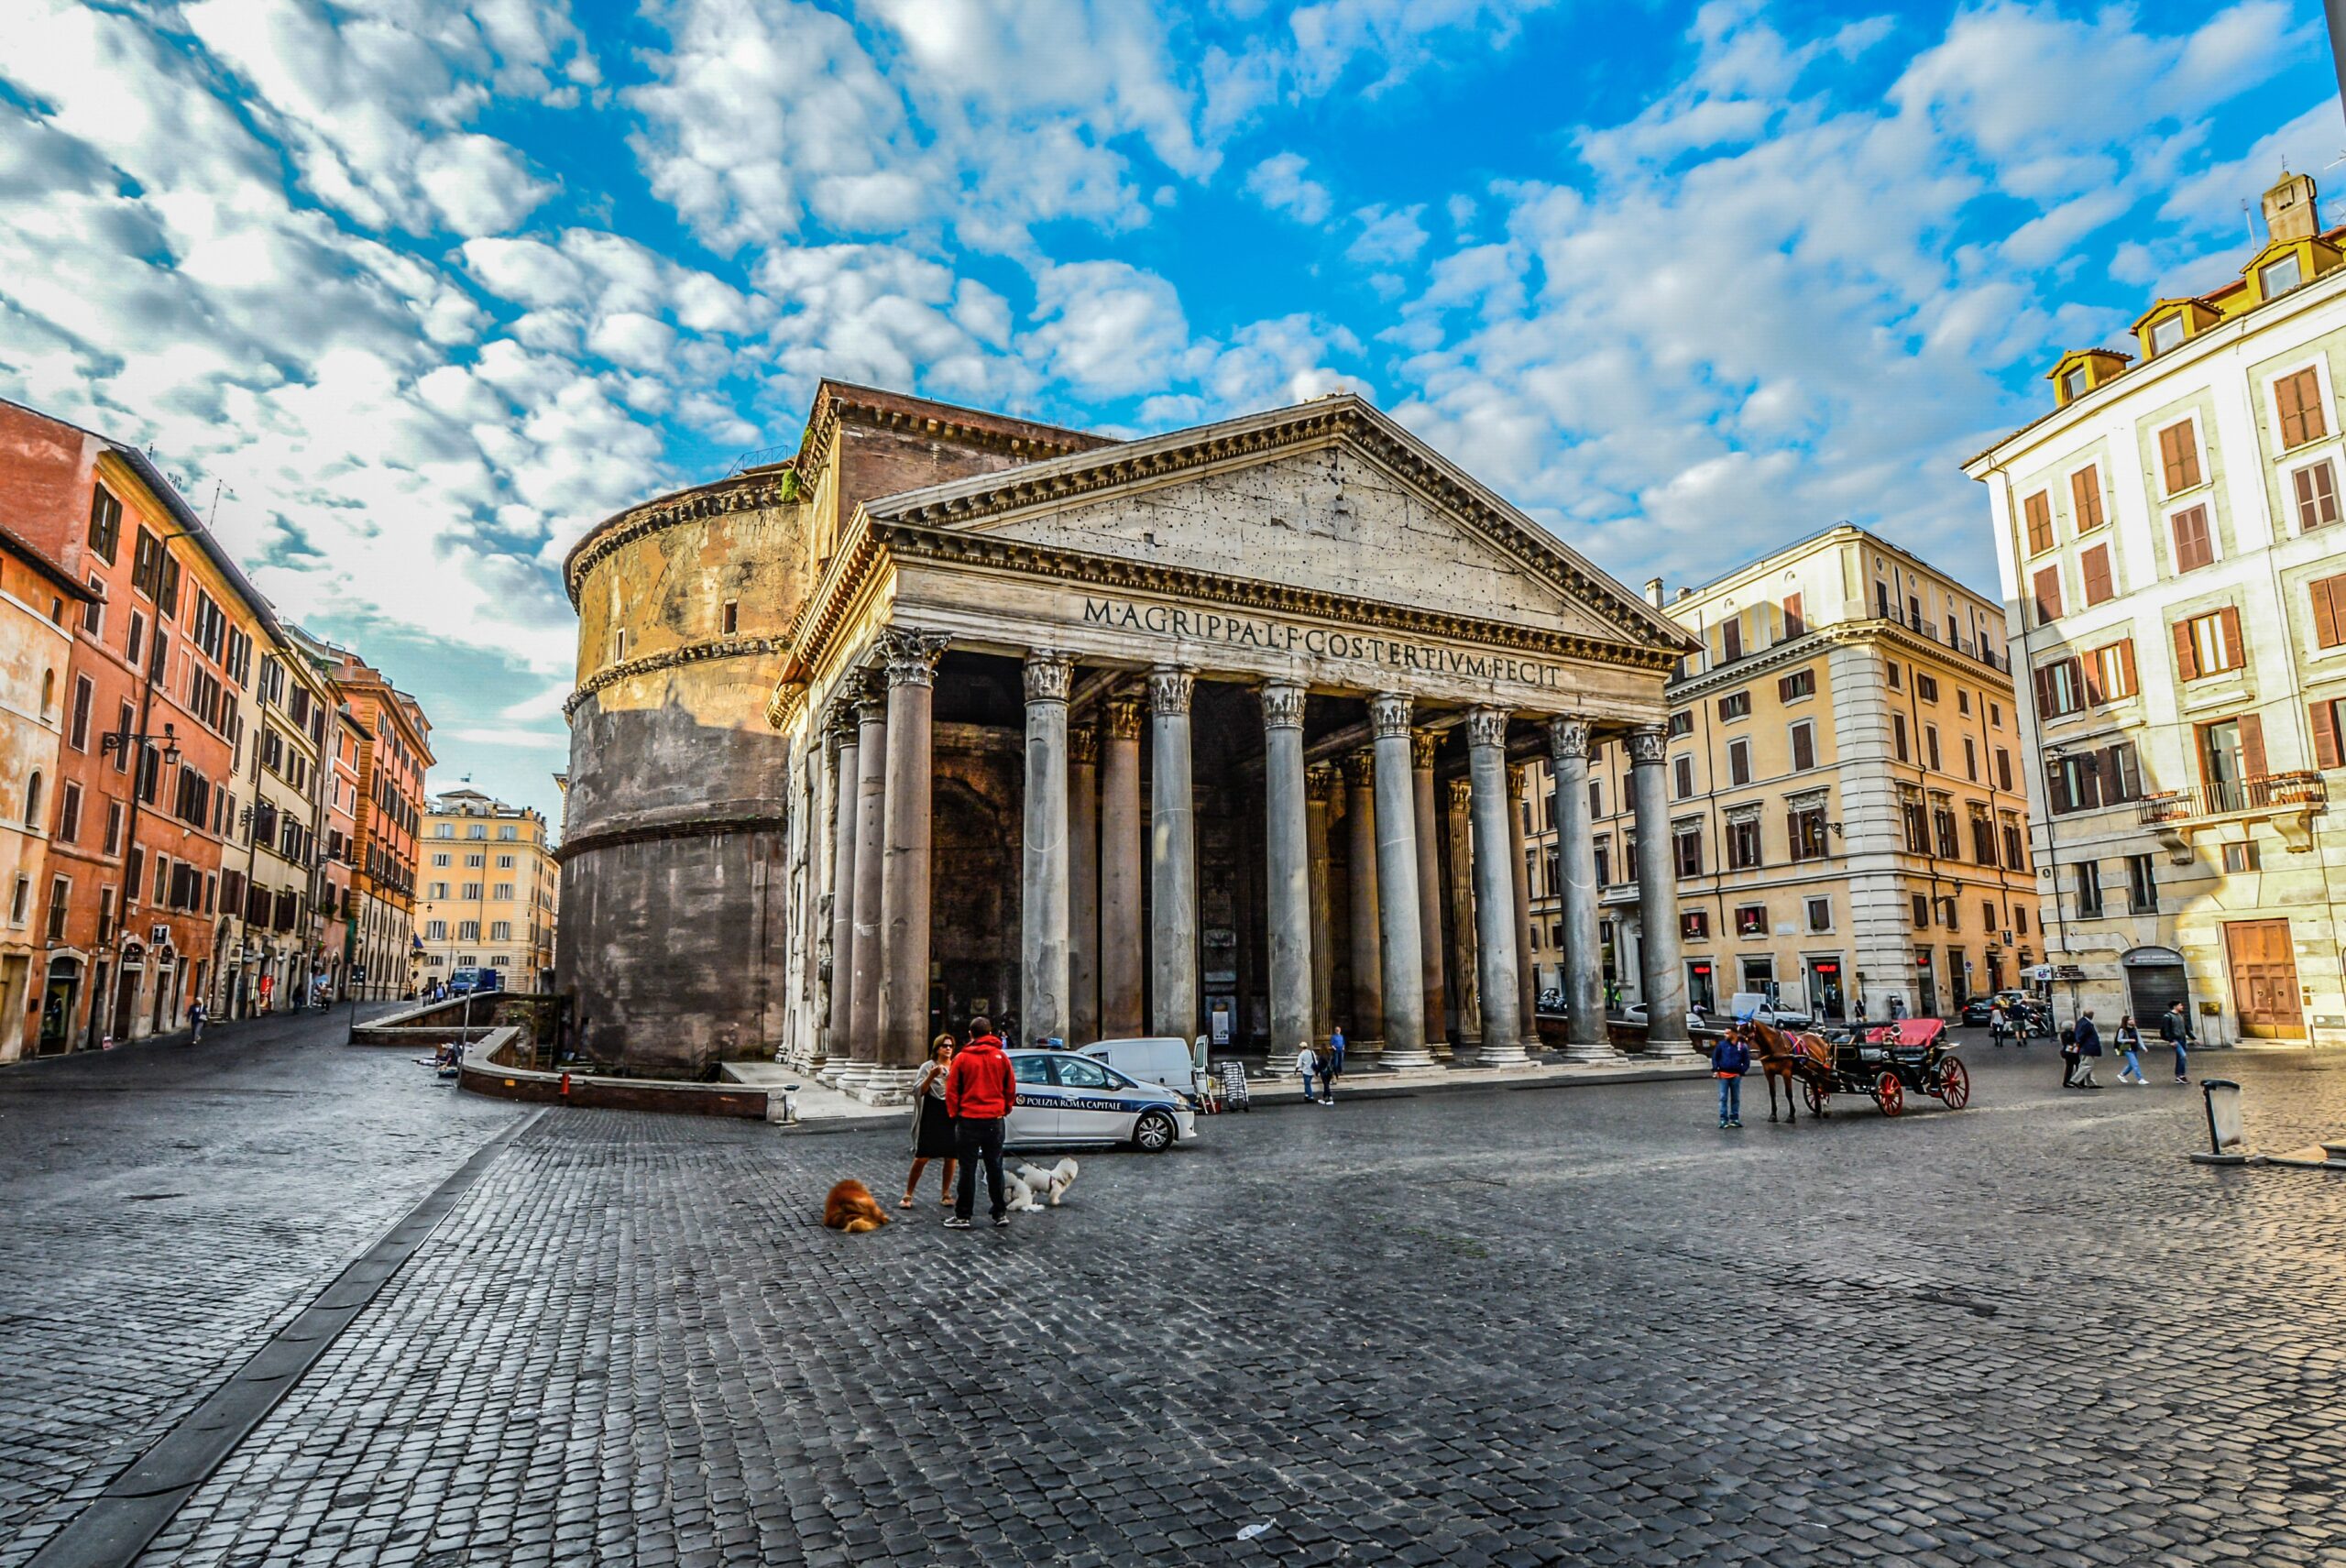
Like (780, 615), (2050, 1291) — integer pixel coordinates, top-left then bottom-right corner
(823, 1179), (893, 1234)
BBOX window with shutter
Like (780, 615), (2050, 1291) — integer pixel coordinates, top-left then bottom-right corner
(2217, 605), (2244, 672)
(1790, 722), (1814, 772)
(2158, 421), (2201, 494)
(2023, 492), (2054, 554)
(2032, 566), (2063, 622)
(2313, 698), (2344, 769)
(1727, 739), (1750, 786)
(2295, 460), (2341, 532)
(2070, 466), (2105, 531)
(1781, 593), (1803, 636)
(1720, 618), (1742, 661)
(2172, 618), (2200, 680)
(2275, 367), (2327, 448)
(2170, 505), (2213, 571)
(2087, 639), (2137, 701)
(2238, 712), (2267, 778)
(2080, 544), (2114, 605)
(2311, 574), (2346, 650)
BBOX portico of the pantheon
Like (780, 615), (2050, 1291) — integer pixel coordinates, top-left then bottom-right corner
(558, 381), (1700, 1094)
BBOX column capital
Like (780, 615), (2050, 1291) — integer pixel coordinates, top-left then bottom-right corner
(1342, 749), (1377, 789)
(1368, 691), (1414, 739)
(1507, 762), (1527, 796)
(1627, 723), (1668, 765)
(1104, 696), (1145, 740)
(1547, 716), (1593, 763)
(879, 628), (951, 688)
(1445, 775), (1474, 811)
(1307, 763), (1342, 804)
(1146, 664), (1195, 716)
(1069, 723), (1102, 766)
(1023, 648), (1075, 704)
(1410, 729), (1440, 770)
(1464, 706), (1510, 750)
(1259, 679), (1308, 730)
(825, 697), (861, 745)
(853, 681), (889, 725)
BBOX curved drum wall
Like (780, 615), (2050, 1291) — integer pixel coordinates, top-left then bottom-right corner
(559, 475), (808, 1075)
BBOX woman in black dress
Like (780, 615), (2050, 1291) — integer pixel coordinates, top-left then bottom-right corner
(902, 1035), (959, 1209)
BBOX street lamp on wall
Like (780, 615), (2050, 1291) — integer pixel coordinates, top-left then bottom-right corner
(101, 720), (181, 768)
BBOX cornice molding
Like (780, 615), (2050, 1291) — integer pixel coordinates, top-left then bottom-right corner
(795, 388), (1102, 495)
(556, 813), (788, 865)
(564, 475), (795, 606)
(565, 637), (789, 719)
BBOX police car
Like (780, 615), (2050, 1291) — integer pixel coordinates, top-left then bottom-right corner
(1006, 1049), (1199, 1152)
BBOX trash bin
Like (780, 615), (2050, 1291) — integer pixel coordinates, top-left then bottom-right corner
(2189, 1079), (2249, 1165)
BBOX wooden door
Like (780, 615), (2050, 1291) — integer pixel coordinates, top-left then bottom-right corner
(2222, 919), (2304, 1038)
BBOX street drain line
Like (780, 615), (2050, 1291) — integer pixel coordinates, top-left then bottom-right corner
(25, 1108), (547, 1568)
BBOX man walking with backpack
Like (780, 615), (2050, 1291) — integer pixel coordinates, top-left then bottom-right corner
(945, 1016), (1017, 1230)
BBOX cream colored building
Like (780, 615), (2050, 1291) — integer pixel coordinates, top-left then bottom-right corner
(1534, 525), (2033, 1022)
(420, 787), (557, 991)
(1966, 170), (2346, 1044)
(221, 638), (333, 1014)
(0, 534), (84, 1059)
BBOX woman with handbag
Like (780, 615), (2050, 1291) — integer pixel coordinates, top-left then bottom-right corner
(902, 1034), (959, 1209)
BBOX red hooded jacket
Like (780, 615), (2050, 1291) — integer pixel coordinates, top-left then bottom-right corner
(946, 1036), (1017, 1120)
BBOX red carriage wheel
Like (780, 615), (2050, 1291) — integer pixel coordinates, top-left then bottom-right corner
(1803, 1079), (1825, 1114)
(1936, 1057), (1971, 1110)
(1874, 1071), (1903, 1117)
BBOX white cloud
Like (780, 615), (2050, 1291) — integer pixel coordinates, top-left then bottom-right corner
(1244, 151), (1332, 224)
(1027, 259), (1192, 398)
(1347, 203), (1429, 266)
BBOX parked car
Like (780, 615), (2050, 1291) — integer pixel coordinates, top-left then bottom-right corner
(1727, 992), (1811, 1029)
(1007, 1050), (1198, 1152)
(1080, 1036), (1212, 1109)
(1958, 997), (1995, 1026)
(1623, 1002), (1708, 1034)
(447, 966), (504, 997)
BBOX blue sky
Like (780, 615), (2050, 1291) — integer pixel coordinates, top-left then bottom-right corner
(1, 0), (2335, 825)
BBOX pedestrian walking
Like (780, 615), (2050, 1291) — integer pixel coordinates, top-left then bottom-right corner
(1605, 981), (1621, 1014)
(1328, 1025), (1346, 1081)
(2114, 1014), (2146, 1084)
(2073, 1010), (2103, 1089)
(945, 1017), (1016, 1229)
(902, 1034), (959, 1209)
(1313, 1040), (1336, 1106)
(2161, 1001), (2194, 1082)
(2059, 1021), (2082, 1088)
(186, 1002), (206, 1046)
(1988, 1001), (2010, 1047)
(1853, 995), (1869, 1027)
(1295, 1039), (1319, 1102)
(1710, 1029), (1749, 1129)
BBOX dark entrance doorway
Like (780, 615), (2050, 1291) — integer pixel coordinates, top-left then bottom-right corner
(2122, 947), (2188, 1030)
(39, 958), (79, 1056)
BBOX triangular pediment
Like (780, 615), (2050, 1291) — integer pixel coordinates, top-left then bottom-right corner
(859, 397), (1694, 653)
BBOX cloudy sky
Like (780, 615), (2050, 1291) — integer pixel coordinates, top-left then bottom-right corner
(1, 0), (2333, 822)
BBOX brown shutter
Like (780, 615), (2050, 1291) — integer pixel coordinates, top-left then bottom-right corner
(2173, 619), (2200, 680)
(1777, 674), (1792, 702)
(1792, 725), (1814, 771)
(2081, 651), (2104, 706)
(2239, 713), (2267, 779)
(2279, 367), (2327, 447)
(2081, 545), (2112, 604)
(2171, 505), (2212, 571)
(2070, 466), (2103, 531)
(2218, 605), (2244, 671)
(2314, 576), (2345, 649)
(2033, 664), (2054, 717)
(2024, 492), (2053, 554)
(2033, 566), (2063, 622)
(1782, 593), (1803, 635)
(2313, 701), (2343, 770)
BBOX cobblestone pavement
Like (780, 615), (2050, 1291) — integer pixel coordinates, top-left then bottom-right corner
(0, 1009), (522, 1565)
(62, 1036), (2339, 1568)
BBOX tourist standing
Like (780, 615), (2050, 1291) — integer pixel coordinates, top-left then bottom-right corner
(1888, 994), (1907, 1022)
(1295, 1039), (1319, 1103)
(187, 1001), (206, 1046)
(2113, 1014), (2146, 1084)
(902, 1035), (959, 1209)
(1328, 1025), (1346, 1081)
(2162, 1001), (2194, 1082)
(945, 1016), (1015, 1229)
(1988, 1000), (2010, 1047)
(1711, 1028), (1749, 1129)
(1313, 1039), (1336, 1106)
(2072, 1010), (2103, 1089)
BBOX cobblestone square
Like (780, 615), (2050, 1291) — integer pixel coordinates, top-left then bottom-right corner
(8, 1023), (2346, 1566)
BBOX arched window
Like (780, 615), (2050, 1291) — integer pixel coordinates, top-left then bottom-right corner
(24, 772), (42, 828)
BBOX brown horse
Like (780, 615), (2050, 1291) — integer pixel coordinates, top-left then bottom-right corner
(1727, 1018), (1834, 1122)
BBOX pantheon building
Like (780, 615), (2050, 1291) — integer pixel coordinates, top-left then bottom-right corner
(559, 381), (1698, 1095)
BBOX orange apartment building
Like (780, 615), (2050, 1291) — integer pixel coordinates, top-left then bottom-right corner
(323, 647), (432, 999)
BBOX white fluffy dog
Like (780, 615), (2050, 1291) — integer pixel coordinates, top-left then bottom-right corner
(1002, 1169), (1045, 1213)
(1013, 1158), (1079, 1206)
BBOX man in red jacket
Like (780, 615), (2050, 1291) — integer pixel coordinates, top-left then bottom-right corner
(945, 1016), (1018, 1228)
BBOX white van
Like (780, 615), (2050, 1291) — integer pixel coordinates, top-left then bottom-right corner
(1081, 1036), (1208, 1107)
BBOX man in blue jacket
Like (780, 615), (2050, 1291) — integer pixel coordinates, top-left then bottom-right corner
(1712, 1027), (1750, 1129)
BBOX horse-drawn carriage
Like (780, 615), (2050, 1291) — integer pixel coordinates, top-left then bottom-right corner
(1730, 1015), (1969, 1120)
(1803, 1018), (1969, 1116)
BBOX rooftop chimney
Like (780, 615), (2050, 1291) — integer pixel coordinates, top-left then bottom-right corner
(1644, 576), (1665, 608)
(2264, 170), (2319, 244)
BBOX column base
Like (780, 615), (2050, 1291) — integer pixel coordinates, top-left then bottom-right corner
(1379, 1046), (1438, 1069)
(1473, 1039), (1535, 1069)
(846, 1066), (919, 1105)
(1429, 1037), (1452, 1062)
(828, 1059), (873, 1090)
(1558, 1037), (1626, 1064)
(1517, 1033), (1543, 1058)
(1642, 1036), (1700, 1061)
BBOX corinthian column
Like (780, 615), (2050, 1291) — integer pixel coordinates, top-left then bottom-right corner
(1629, 723), (1694, 1057)
(1021, 650), (1073, 1047)
(1508, 763), (1542, 1058)
(1261, 680), (1312, 1069)
(1370, 694), (1431, 1068)
(872, 629), (949, 1099)
(1549, 718), (1620, 1061)
(1411, 729), (1448, 1059)
(1099, 697), (1145, 1037)
(1147, 665), (1199, 1042)
(1069, 722), (1101, 1047)
(843, 682), (889, 1085)
(821, 699), (861, 1078)
(1342, 749), (1384, 1051)
(1465, 707), (1527, 1066)
(1305, 765), (1338, 1055)
(1444, 776), (1480, 1050)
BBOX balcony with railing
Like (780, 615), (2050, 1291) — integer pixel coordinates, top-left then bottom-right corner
(2139, 770), (2327, 854)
